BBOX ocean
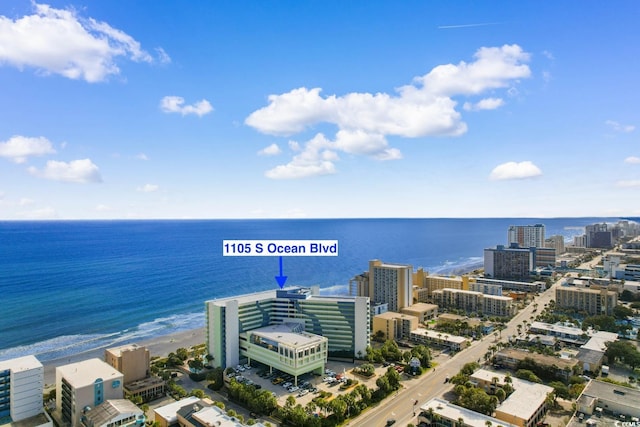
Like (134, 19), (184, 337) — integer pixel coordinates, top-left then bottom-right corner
(0, 217), (623, 362)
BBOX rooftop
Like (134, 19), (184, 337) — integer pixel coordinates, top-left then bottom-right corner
(496, 348), (578, 370)
(410, 328), (467, 344)
(471, 369), (553, 421)
(0, 355), (42, 372)
(83, 399), (142, 427)
(154, 397), (201, 422)
(580, 380), (640, 408)
(105, 343), (147, 357)
(56, 358), (122, 387)
(420, 398), (518, 427)
(249, 323), (326, 348)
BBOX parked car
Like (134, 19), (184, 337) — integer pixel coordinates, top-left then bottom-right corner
(297, 389), (309, 397)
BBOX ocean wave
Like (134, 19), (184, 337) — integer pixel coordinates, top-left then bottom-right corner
(319, 284), (351, 296)
(0, 312), (205, 362)
(429, 256), (484, 275)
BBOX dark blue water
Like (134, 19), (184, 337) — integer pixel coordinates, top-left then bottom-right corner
(0, 218), (619, 361)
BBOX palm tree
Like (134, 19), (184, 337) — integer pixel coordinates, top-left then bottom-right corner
(485, 420), (493, 427)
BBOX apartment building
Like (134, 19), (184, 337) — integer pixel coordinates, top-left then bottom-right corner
(0, 355), (50, 426)
(368, 260), (412, 312)
(508, 224), (545, 248)
(470, 369), (553, 427)
(56, 359), (124, 427)
(372, 311), (419, 341)
(400, 303), (438, 323)
(484, 245), (531, 280)
(555, 286), (617, 316)
(432, 288), (515, 317)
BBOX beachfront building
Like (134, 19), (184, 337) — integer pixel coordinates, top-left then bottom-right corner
(484, 245), (531, 280)
(104, 344), (164, 403)
(372, 312), (419, 341)
(555, 286), (617, 316)
(368, 260), (412, 312)
(104, 344), (149, 383)
(470, 369), (553, 427)
(55, 358), (124, 427)
(80, 399), (144, 427)
(205, 286), (369, 370)
(508, 224), (545, 248)
(0, 355), (52, 427)
(418, 398), (518, 427)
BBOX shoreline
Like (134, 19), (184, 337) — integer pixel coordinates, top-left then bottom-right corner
(42, 327), (206, 387)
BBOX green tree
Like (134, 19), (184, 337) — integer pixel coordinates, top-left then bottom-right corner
(176, 347), (189, 361)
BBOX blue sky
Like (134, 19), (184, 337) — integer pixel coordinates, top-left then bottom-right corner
(0, 1), (638, 219)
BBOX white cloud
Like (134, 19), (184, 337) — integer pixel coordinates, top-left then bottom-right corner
(136, 153), (149, 160)
(0, 135), (56, 163)
(160, 96), (213, 117)
(463, 97), (505, 111)
(28, 158), (102, 183)
(617, 180), (640, 188)
(95, 204), (112, 211)
(542, 50), (555, 60)
(288, 140), (301, 151)
(624, 156), (640, 164)
(247, 44), (531, 179)
(606, 120), (635, 133)
(0, 3), (166, 82)
(19, 198), (34, 206)
(155, 47), (171, 64)
(265, 134), (337, 179)
(258, 143), (281, 156)
(489, 161), (542, 181)
(137, 184), (159, 192)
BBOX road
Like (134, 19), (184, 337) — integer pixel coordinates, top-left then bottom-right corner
(349, 250), (609, 427)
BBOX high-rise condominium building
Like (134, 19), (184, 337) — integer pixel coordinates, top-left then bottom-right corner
(368, 260), (412, 312)
(205, 287), (369, 371)
(484, 245), (531, 280)
(508, 224), (545, 248)
(0, 355), (47, 424)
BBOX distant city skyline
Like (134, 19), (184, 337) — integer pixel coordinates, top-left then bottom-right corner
(0, 2), (638, 219)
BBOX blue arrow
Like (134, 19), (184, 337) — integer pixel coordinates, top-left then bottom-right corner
(275, 256), (288, 288)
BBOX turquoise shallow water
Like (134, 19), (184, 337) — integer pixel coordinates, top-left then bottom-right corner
(0, 217), (615, 361)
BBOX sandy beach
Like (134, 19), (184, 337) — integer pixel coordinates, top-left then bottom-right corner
(42, 327), (206, 388)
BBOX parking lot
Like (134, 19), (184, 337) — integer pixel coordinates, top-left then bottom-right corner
(226, 359), (404, 407)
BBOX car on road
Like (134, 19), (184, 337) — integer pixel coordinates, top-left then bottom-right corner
(444, 376), (450, 383)
(386, 419), (396, 426)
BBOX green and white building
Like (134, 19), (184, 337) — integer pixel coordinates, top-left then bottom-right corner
(205, 287), (370, 373)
